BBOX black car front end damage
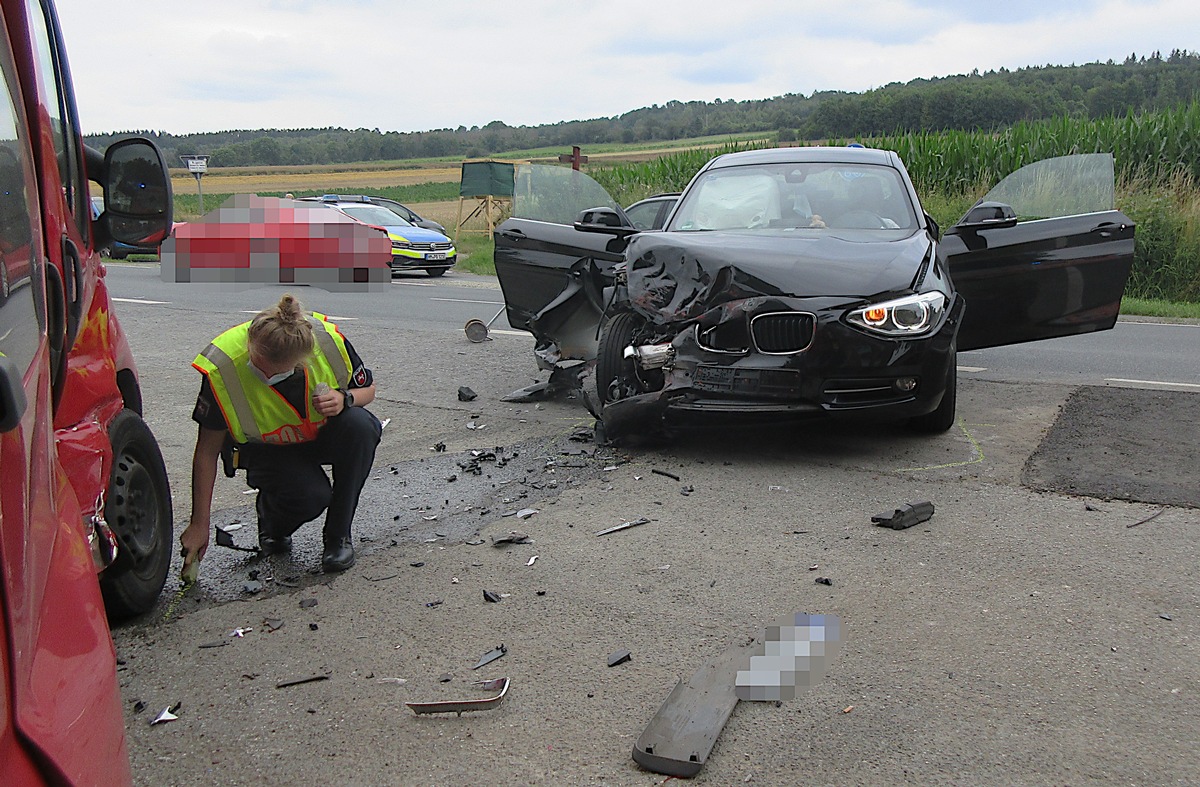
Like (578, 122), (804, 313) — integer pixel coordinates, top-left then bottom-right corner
(587, 229), (962, 435)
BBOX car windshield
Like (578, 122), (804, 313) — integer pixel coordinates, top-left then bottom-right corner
(669, 162), (917, 233)
(340, 204), (412, 227)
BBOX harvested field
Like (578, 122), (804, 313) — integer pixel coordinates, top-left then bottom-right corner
(170, 166), (458, 196)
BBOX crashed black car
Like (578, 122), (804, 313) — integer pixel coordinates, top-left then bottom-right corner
(493, 148), (1134, 437)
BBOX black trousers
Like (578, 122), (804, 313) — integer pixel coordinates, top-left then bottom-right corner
(244, 406), (381, 544)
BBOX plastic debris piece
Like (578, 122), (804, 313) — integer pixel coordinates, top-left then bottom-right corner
(214, 526), (261, 553)
(365, 574), (398, 582)
(596, 518), (651, 536)
(405, 677), (510, 716)
(516, 508), (538, 520)
(651, 469), (681, 481)
(815, 577), (833, 586)
(276, 674), (330, 688)
(655, 565), (671, 571)
(309, 623), (319, 631)
(423, 515), (439, 521)
(871, 500), (935, 530)
(410, 562), (425, 568)
(133, 700), (147, 714)
(808, 564), (819, 571)
(536, 590), (547, 596)
(243, 580), (263, 594)
(1127, 508), (1166, 529)
(426, 599), (444, 608)
(458, 386), (478, 402)
(608, 649), (632, 667)
(150, 703), (181, 725)
(491, 531), (531, 546)
(472, 644), (507, 670)
(439, 673), (453, 683)
(768, 485), (783, 491)
(198, 641), (227, 649)
(466, 539), (484, 546)
(681, 485), (694, 496)
(378, 677), (408, 685)
(1159, 613), (1174, 621)
(483, 589), (502, 603)
(380, 418), (391, 429)
(230, 627), (252, 638)
(224, 522), (244, 532)
(433, 441), (446, 452)
(263, 618), (284, 632)
(842, 705), (855, 713)
(526, 555), (539, 566)
(299, 598), (318, 608)
(466, 421), (486, 431)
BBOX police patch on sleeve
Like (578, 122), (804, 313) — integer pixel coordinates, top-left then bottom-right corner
(193, 397), (210, 419)
(353, 366), (368, 387)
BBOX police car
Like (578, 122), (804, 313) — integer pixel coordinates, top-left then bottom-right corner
(317, 196), (457, 276)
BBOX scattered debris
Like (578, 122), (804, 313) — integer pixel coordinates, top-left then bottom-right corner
(214, 526), (261, 553)
(230, 627), (252, 638)
(526, 555), (539, 566)
(198, 641), (227, 649)
(439, 673), (453, 683)
(243, 580), (263, 594)
(276, 577), (300, 588)
(309, 623), (319, 631)
(466, 539), (485, 546)
(872, 500), (935, 530)
(536, 590), (547, 596)
(842, 705), (855, 714)
(680, 485), (694, 496)
(1159, 613), (1174, 621)
(815, 577), (833, 586)
(471, 644), (507, 670)
(377, 677), (408, 685)
(433, 441), (446, 452)
(458, 386), (478, 402)
(651, 469), (681, 482)
(410, 562), (425, 568)
(364, 574), (398, 582)
(223, 522), (244, 532)
(466, 421), (486, 431)
(425, 599), (444, 608)
(263, 618), (284, 632)
(405, 677), (510, 716)
(483, 590), (502, 603)
(655, 565), (671, 571)
(569, 427), (593, 442)
(1127, 508), (1166, 529)
(808, 564), (819, 571)
(768, 485), (784, 491)
(300, 598), (319, 609)
(596, 518), (651, 537)
(516, 508), (538, 520)
(150, 703), (181, 726)
(380, 418), (391, 430)
(608, 649), (632, 667)
(132, 700), (147, 714)
(276, 674), (330, 689)
(491, 531), (532, 546)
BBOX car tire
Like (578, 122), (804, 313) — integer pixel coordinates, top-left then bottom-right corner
(908, 347), (957, 434)
(99, 409), (173, 621)
(597, 311), (641, 404)
(109, 247), (128, 260)
(426, 267), (448, 277)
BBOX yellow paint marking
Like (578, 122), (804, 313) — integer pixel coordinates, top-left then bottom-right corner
(896, 419), (984, 472)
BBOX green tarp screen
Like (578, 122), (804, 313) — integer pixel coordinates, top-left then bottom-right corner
(460, 161), (515, 197)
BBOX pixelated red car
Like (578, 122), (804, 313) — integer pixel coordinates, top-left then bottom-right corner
(161, 194), (393, 290)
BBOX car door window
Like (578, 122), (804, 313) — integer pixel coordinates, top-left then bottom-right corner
(626, 200), (662, 231)
(0, 40), (42, 376)
(26, 0), (88, 239)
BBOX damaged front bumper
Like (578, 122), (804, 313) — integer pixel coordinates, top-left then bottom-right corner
(597, 294), (963, 435)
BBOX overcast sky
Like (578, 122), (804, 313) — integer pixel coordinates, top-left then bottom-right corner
(55, 0), (1197, 136)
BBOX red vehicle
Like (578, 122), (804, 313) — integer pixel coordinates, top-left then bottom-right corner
(0, 0), (174, 782)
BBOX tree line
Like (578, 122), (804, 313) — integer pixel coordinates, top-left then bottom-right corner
(84, 50), (1200, 168)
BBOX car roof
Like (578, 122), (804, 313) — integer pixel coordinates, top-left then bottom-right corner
(706, 146), (899, 170)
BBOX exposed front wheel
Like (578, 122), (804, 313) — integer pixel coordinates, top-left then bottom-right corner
(908, 349), (957, 434)
(426, 267), (448, 277)
(597, 312), (643, 404)
(99, 409), (173, 620)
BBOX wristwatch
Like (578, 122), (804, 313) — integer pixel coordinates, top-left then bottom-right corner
(342, 389), (355, 409)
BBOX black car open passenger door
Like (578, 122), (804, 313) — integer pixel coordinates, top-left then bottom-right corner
(943, 154), (1135, 352)
(493, 165), (630, 366)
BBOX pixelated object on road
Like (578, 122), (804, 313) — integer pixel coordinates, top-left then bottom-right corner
(735, 612), (842, 701)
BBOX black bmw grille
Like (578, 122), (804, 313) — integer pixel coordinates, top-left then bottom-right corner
(751, 313), (815, 353)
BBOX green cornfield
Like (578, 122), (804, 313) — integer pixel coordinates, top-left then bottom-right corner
(591, 103), (1200, 303)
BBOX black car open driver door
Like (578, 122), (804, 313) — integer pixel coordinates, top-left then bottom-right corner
(493, 165), (629, 366)
(944, 154), (1135, 352)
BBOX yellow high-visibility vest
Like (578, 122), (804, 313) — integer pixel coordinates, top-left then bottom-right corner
(192, 313), (353, 445)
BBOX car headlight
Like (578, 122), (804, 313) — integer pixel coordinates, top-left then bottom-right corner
(391, 240), (412, 250)
(846, 292), (946, 337)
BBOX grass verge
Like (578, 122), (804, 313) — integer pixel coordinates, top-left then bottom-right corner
(455, 234), (496, 276)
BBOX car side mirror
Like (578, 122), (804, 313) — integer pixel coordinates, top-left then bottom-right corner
(574, 207), (637, 238)
(924, 212), (941, 240)
(947, 201), (1018, 234)
(101, 138), (174, 248)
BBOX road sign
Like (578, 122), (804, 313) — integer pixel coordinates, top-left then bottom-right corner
(180, 154), (209, 174)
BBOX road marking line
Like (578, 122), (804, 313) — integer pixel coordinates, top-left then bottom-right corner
(112, 297), (170, 304)
(487, 329), (530, 337)
(392, 280), (434, 286)
(1121, 321), (1200, 328)
(432, 297), (504, 305)
(957, 365), (986, 373)
(322, 315), (357, 321)
(1106, 378), (1200, 389)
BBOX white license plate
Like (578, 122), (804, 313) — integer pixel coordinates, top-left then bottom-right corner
(425, 252), (447, 261)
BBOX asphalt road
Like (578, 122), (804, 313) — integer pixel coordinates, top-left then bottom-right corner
(106, 264), (1199, 786)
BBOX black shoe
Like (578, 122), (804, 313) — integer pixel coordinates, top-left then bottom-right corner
(258, 532), (293, 554)
(322, 537), (355, 572)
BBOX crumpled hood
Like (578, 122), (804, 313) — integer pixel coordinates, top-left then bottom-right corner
(625, 229), (931, 324)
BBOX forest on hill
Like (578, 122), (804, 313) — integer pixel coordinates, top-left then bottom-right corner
(86, 50), (1200, 168)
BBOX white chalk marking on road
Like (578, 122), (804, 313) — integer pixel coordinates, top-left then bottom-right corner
(487, 329), (531, 337)
(431, 297), (504, 305)
(956, 365), (986, 373)
(1106, 377), (1200, 390)
(112, 297), (170, 305)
